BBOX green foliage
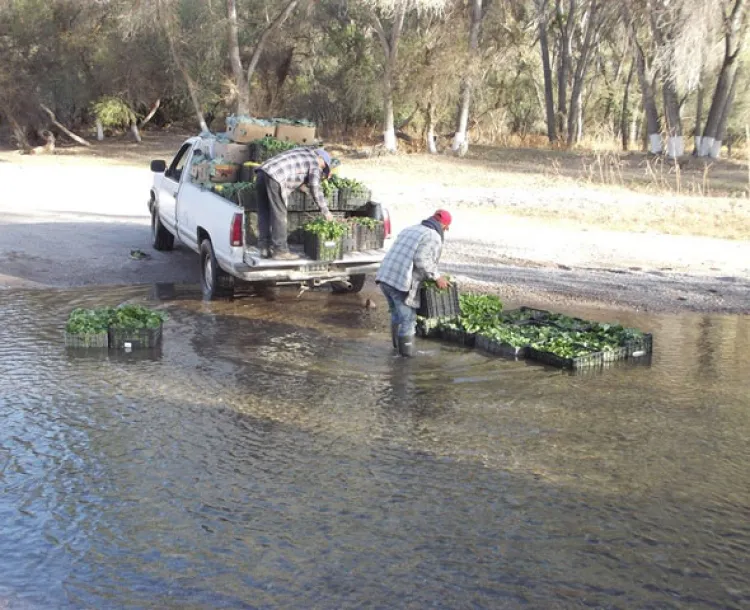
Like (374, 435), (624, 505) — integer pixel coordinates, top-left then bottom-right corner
(91, 97), (137, 128)
(350, 217), (382, 230)
(213, 181), (255, 201)
(66, 305), (167, 334)
(110, 305), (168, 330)
(330, 175), (367, 195)
(252, 136), (297, 160)
(303, 217), (347, 240)
(65, 307), (114, 334)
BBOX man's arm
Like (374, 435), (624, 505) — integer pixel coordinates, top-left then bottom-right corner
(413, 234), (440, 281)
(308, 167), (332, 218)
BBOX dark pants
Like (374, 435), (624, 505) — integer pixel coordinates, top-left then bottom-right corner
(256, 171), (289, 252)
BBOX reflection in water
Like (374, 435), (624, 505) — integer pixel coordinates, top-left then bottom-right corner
(0, 285), (749, 609)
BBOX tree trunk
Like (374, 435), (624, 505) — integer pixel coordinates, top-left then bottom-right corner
(620, 59), (635, 151)
(555, 0), (574, 138)
(96, 119), (104, 141)
(160, 4), (208, 133)
(700, 0), (747, 156)
(372, 6), (406, 153)
(566, 0), (598, 146)
(139, 99), (161, 128)
(227, 0), (250, 115)
(711, 68), (741, 159)
(632, 39), (661, 154)
(425, 102), (437, 154)
(693, 81), (704, 155)
(663, 81), (683, 158)
(537, 0), (557, 143)
(130, 123), (142, 143)
(452, 0), (483, 155)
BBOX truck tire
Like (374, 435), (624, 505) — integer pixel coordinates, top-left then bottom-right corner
(151, 206), (174, 251)
(331, 274), (366, 294)
(200, 239), (234, 300)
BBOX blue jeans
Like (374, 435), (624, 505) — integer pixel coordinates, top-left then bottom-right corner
(379, 282), (417, 337)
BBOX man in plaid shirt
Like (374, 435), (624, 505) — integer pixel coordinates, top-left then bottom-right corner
(376, 210), (452, 357)
(256, 148), (334, 260)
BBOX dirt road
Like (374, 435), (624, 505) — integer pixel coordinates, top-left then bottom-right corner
(1, 148), (749, 313)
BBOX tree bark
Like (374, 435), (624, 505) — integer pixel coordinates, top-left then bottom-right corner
(130, 123), (142, 143)
(693, 80), (704, 155)
(620, 59), (635, 151)
(536, 0), (557, 143)
(632, 38), (661, 154)
(139, 99), (161, 128)
(452, 0), (483, 155)
(39, 104), (92, 147)
(227, 0), (250, 115)
(372, 6), (406, 153)
(566, 0), (599, 146)
(555, 0), (575, 137)
(425, 102), (437, 154)
(700, 0), (747, 157)
(96, 119), (104, 141)
(712, 68), (741, 158)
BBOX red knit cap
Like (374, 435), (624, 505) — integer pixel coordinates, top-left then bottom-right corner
(433, 209), (452, 227)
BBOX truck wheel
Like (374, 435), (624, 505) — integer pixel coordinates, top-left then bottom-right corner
(200, 239), (234, 300)
(331, 274), (366, 294)
(151, 207), (174, 251)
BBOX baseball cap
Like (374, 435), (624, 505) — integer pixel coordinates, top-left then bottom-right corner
(433, 209), (452, 227)
(315, 148), (332, 169)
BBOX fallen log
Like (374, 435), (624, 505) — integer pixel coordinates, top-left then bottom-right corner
(40, 103), (92, 147)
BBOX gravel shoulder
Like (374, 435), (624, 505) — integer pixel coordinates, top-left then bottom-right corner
(1, 147), (748, 314)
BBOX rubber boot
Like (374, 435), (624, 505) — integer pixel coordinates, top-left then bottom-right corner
(397, 334), (415, 357)
(391, 323), (399, 349)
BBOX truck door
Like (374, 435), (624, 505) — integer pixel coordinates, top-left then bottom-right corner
(158, 143), (192, 233)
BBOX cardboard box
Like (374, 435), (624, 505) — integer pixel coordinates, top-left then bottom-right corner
(214, 141), (251, 164)
(275, 123), (317, 144)
(210, 163), (240, 183)
(228, 120), (275, 144)
(191, 161), (211, 183)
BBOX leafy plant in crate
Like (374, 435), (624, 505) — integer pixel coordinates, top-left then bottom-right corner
(108, 304), (168, 349)
(65, 307), (114, 348)
(302, 217), (347, 261)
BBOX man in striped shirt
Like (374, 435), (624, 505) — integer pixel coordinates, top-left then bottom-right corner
(375, 210), (452, 357)
(256, 148), (334, 260)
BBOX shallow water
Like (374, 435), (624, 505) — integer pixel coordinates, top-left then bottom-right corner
(1, 285), (749, 609)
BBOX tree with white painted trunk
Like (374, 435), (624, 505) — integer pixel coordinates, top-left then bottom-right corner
(366, 0), (450, 152)
(451, 0), (483, 155)
(699, 0), (748, 159)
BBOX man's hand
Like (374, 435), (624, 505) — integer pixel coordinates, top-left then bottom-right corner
(299, 184), (310, 195)
(323, 211), (334, 222)
(435, 276), (450, 290)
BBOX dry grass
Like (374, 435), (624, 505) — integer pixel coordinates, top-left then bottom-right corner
(2, 130), (749, 240)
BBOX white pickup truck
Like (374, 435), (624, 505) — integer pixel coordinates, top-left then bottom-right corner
(147, 136), (392, 299)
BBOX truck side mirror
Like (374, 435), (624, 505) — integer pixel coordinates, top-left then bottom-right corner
(150, 160), (167, 173)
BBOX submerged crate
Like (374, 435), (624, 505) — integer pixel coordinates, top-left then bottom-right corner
(64, 331), (109, 349)
(418, 284), (461, 319)
(527, 346), (604, 370)
(108, 325), (163, 350)
(441, 327), (476, 348)
(303, 232), (341, 262)
(416, 317), (442, 339)
(475, 334), (527, 359)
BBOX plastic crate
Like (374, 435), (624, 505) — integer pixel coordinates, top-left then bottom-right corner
(287, 189), (337, 212)
(341, 223), (357, 254)
(238, 187), (258, 211)
(64, 331), (109, 349)
(503, 307), (592, 331)
(337, 187), (371, 211)
(475, 334), (527, 359)
(356, 223), (385, 250)
(108, 325), (163, 350)
(622, 333), (653, 358)
(527, 346), (604, 370)
(245, 212), (260, 246)
(418, 284), (461, 319)
(441, 327), (476, 348)
(303, 231), (341, 261)
(287, 211), (316, 245)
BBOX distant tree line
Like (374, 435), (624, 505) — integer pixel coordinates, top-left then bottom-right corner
(0, 0), (746, 158)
